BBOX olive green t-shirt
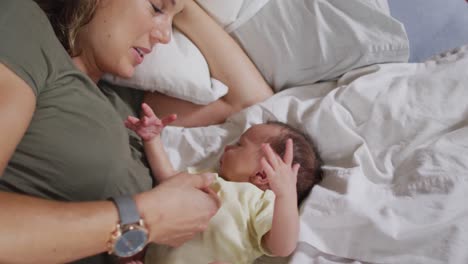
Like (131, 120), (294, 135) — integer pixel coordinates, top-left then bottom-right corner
(0, 0), (154, 263)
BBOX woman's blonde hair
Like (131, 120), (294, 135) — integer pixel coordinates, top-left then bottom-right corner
(34, 0), (99, 56)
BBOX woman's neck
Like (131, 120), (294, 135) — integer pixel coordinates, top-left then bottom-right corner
(72, 56), (102, 83)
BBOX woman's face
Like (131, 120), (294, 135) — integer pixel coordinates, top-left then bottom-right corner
(75, 0), (184, 80)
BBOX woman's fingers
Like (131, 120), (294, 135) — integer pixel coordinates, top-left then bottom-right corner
(179, 172), (221, 210)
(142, 173), (221, 246)
(165, 232), (197, 247)
(201, 186), (222, 209)
(188, 173), (216, 189)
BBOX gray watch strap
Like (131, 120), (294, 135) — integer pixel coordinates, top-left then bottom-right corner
(111, 196), (141, 225)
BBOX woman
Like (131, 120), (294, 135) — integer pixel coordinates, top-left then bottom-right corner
(0, 0), (272, 263)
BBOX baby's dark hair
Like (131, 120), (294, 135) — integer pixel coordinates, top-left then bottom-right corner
(266, 121), (323, 206)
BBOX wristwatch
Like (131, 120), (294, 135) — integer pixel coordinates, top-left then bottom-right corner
(108, 196), (149, 258)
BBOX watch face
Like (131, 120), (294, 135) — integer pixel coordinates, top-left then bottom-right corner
(114, 228), (148, 257)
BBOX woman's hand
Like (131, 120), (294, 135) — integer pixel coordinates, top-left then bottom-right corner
(146, 0), (273, 128)
(260, 139), (300, 199)
(125, 103), (176, 142)
(135, 172), (220, 247)
(117, 248), (146, 264)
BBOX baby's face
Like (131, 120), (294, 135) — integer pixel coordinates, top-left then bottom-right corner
(219, 124), (282, 183)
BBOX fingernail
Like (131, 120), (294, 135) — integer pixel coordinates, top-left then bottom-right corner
(206, 173), (215, 181)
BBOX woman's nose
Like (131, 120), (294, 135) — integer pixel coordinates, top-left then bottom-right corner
(151, 17), (172, 45)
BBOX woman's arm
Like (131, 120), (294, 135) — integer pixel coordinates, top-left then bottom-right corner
(0, 192), (120, 263)
(0, 63), (118, 263)
(145, 0), (273, 127)
(0, 174), (219, 264)
(0, 64), (219, 263)
(0, 63), (35, 175)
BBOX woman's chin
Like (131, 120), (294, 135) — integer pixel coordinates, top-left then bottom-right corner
(111, 63), (136, 79)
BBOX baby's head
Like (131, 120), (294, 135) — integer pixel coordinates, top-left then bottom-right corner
(219, 121), (323, 205)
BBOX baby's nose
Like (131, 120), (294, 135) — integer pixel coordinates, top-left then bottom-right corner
(224, 145), (233, 152)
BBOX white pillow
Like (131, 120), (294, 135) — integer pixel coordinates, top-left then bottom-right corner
(102, 28), (227, 105)
(103, 0), (271, 105)
(229, 0), (409, 91)
(197, 0), (273, 32)
(104, 0), (409, 103)
(196, 0), (243, 27)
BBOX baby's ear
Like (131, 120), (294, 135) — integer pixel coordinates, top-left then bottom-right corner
(250, 171), (270, 191)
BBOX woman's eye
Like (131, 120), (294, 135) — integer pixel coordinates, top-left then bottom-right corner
(150, 3), (163, 14)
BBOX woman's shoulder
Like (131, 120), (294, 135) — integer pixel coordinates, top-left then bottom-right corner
(0, 0), (62, 50)
(1, 0), (48, 20)
(0, 0), (74, 95)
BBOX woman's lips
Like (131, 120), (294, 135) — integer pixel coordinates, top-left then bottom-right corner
(132, 48), (144, 65)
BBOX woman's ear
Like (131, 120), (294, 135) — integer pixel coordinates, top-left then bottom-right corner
(250, 171), (270, 191)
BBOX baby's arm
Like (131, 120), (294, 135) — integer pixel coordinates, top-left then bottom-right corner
(125, 103), (177, 181)
(260, 139), (300, 257)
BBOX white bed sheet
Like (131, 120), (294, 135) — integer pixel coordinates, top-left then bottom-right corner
(161, 46), (468, 264)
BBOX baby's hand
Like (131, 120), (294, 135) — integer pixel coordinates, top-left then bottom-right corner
(125, 103), (177, 142)
(261, 139), (300, 199)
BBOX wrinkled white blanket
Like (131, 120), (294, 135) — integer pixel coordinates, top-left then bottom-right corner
(162, 46), (468, 264)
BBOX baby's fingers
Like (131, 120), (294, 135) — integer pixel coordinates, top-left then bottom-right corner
(292, 163), (300, 180)
(262, 143), (280, 168)
(126, 116), (140, 125)
(283, 138), (294, 166)
(141, 116), (150, 126)
(161, 114), (177, 126)
(141, 102), (157, 118)
(261, 157), (275, 179)
(124, 120), (132, 129)
(124, 119), (138, 131)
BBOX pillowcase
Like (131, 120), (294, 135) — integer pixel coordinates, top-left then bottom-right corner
(104, 0), (409, 103)
(196, 0), (243, 27)
(229, 0), (409, 91)
(102, 28), (227, 105)
(102, 0), (272, 105)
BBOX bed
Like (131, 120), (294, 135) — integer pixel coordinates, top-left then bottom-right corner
(106, 1), (468, 263)
(161, 45), (468, 264)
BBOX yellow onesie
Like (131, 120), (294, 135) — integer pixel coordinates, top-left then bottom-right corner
(145, 173), (275, 264)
